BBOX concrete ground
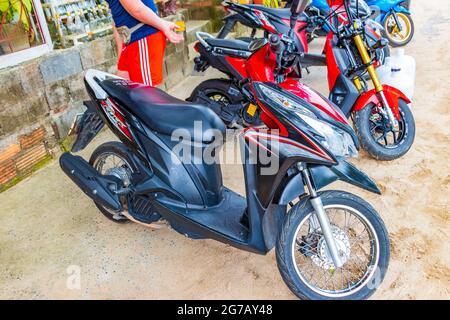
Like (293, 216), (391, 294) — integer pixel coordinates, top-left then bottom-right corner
(1, 0), (449, 299)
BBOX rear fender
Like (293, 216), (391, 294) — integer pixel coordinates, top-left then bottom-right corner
(352, 85), (411, 120)
(71, 101), (104, 152)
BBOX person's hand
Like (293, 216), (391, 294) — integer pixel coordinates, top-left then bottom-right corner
(161, 21), (184, 44)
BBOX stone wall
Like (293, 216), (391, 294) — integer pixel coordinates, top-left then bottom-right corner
(0, 36), (119, 188)
(0, 14), (195, 188)
(0, 2), (241, 189)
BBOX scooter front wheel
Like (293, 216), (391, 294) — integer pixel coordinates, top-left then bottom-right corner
(276, 191), (390, 300)
(354, 99), (415, 161)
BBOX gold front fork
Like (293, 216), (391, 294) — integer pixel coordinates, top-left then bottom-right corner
(352, 29), (398, 125)
(353, 77), (363, 93)
(353, 33), (383, 92)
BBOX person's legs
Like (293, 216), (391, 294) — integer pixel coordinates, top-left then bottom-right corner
(127, 32), (167, 86)
(145, 31), (167, 86)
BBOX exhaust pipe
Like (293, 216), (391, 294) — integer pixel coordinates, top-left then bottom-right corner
(59, 153), (123, 211)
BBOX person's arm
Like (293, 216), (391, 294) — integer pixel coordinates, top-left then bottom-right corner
(112, 22), (123, 53)
(119, 0), (183, 43)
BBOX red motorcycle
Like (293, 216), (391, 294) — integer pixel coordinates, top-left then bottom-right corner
(215, 1), (389, 68)
(189, 0), (415, 160)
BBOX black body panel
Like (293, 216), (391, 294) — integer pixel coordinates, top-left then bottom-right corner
(329, 74), (360, 117)
(310, 160), (381, 194)
(60, 153), (122, 211)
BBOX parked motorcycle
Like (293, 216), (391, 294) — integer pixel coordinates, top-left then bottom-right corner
(366, 0), (414, 47)
(303, 0), (414, 46)
(322, 0), (415, 160)
(60, 56), (390, 298)
(304, 0), (386, 43)
(190, 0), (415, 160)
(216, 0), (388, 68)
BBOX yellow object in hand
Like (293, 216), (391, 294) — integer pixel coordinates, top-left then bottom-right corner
(175, 21), (185, 32)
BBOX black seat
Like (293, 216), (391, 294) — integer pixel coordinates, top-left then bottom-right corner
(247, 5), (308, 22)
(205, 38), (252, 51)
(99, 79), (226, 142)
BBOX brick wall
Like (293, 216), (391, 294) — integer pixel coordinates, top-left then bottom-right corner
(0, 126), (48, 185)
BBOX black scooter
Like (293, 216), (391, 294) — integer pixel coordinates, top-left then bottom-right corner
(60, 68), (389, 299)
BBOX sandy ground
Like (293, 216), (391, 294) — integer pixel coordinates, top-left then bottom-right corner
(0, 0), (449, 299)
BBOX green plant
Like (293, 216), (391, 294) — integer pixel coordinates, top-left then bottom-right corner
(0, 0), (32, 30)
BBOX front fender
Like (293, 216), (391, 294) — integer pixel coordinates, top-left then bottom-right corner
(277, 160), (380, 206)
(310, 160), (381, 194)
(352, 85), (411, 120)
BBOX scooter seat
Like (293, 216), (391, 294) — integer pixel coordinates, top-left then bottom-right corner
(99, 79), (226, 143)
(205, 38), (253, 52)
(247, 5), (308, 22)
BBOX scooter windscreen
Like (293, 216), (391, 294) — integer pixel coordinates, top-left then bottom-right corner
(252, 82), (359, 159)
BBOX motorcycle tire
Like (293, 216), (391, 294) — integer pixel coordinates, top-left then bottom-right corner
(189, 78), (251, 127)
(354, 99), (415, 161)
(89, 142), (162, 225)
(189, 78), (244, 105)
(276, 190), (390, 300)
(382, 12), (415, 47)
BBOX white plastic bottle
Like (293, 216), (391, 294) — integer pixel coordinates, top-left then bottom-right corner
(376, 49), (416, 101)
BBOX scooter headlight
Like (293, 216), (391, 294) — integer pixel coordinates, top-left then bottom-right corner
(259, 84), (358, 158)
(299, 114), (358, 158)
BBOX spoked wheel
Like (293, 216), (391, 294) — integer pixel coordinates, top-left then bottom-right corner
(89, 142), (136, 223)
(354, 100), (415, 160)
(369, 105), (406, 148)
(276, 191), (390, 300)
(90, 142), (162, 225)
(383, 12), (414, 47)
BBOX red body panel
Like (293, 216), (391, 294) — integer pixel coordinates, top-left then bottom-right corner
(225, 44), (276, 82)
(324, 33), (341, 91)
(279, 78), (349, 124)
(352, 85), (411, 120)
(225, 56), (249, 78)
(246, 44), (277, 82)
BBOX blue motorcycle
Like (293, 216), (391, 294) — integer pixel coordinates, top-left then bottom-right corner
(304, 0), (414, 46)
(365, 0), (414, 47)
(303, 0), (377, 40)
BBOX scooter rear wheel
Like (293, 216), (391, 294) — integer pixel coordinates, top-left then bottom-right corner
(90, 142), (136, 223)
(276, 191), (390, 300)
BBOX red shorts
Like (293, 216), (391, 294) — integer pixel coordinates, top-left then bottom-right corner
(117, 31), (166, 86)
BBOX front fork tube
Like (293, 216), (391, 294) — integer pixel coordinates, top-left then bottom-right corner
(300, 166), (344, 268)
(353, 33), (398, 126)
(390, 9), (403, 32)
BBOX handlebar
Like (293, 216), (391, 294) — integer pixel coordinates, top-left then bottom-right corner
(269, 34), (286, 76)
(195, 32), (214, 49)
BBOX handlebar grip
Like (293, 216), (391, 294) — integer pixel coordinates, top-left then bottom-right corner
(269, 34), (281, 53)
